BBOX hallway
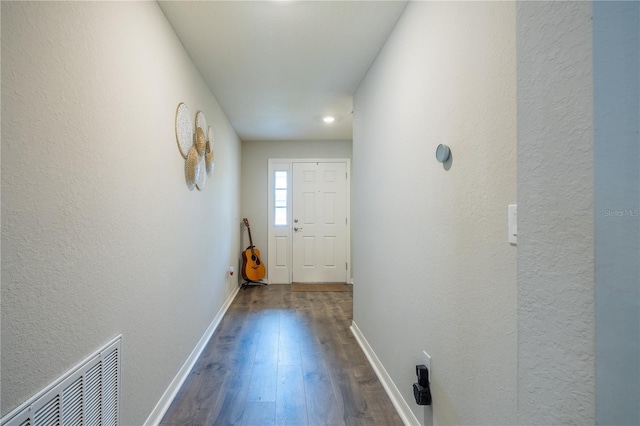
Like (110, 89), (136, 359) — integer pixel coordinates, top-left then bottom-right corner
(160, 285), (402, 425)
(3, 1), (638, 424)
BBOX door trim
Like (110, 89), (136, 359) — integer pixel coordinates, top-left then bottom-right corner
(268, 158), (351, 284)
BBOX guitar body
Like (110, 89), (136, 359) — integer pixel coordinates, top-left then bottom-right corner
(241, 246), (266, 281)
(241, 218), (266, 282)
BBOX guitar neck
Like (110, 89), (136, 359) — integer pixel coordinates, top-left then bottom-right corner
(243, 218), (255, 249)
(247, 227), (255, 248)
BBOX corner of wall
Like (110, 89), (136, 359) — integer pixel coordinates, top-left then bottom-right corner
(516, 1), (596, 423)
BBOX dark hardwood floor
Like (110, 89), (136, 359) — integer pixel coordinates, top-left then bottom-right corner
(160, 284), (403, 426)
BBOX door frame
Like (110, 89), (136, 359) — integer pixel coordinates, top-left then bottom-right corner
(267, 158), (351, 284)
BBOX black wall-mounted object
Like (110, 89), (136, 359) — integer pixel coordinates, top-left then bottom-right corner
(413, 364), (432, 405)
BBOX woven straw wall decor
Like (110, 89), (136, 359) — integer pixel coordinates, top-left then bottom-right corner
(175, 103), (193, 159)
(185, 146), (200, 190)
(195, 127), (206, 156)
(196, 155), (206, 190)
(175, 104), (214, 190)
(196, 111), (207, 137)
(206, 126), (215, 175)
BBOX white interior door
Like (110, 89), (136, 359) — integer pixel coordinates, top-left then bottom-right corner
(292, 162), (348, 283)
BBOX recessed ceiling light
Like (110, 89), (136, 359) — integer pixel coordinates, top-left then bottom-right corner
(323, 116), (335, 123)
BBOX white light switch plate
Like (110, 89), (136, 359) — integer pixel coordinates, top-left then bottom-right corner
(508, 204), (517, 245)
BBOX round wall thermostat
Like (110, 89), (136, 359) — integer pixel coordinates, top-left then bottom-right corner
(436, 144), (450, 163)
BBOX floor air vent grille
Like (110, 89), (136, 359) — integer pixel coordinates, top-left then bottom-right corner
(1, 336), (121, 426)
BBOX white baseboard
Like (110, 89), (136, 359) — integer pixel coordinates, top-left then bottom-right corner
(144, 285), (240, 426)
(350, 321), (420, 426)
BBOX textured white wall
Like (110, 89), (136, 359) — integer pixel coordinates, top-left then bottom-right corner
(240, 140), (352, 276)
(352, 2), (517, 424)
(1, 2), (241, 424)
(516, 2), (595, 424)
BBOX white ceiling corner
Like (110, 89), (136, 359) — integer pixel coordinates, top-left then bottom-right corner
(158, 1), (408, 141)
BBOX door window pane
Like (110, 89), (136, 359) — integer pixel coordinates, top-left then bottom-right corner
(275, 189), (287, 207)
(274, 171), (287, 226)
(275, 171), (287, 190)
(275, 207), (287, 226)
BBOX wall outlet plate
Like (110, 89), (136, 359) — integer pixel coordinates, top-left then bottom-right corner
(422, 351), (431, 383)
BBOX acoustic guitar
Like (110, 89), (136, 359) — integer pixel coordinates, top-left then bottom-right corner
(241, 218), (266, 282)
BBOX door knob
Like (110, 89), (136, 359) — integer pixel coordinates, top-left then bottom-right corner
(294, 219), (299, 223)
(294, 227), (303, 232)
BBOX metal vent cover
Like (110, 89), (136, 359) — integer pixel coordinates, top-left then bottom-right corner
(1, 336), (121, 426)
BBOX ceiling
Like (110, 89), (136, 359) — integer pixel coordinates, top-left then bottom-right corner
(158, 1), (408, 141)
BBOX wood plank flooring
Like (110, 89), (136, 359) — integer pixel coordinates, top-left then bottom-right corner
(160, 284), (403, 426)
